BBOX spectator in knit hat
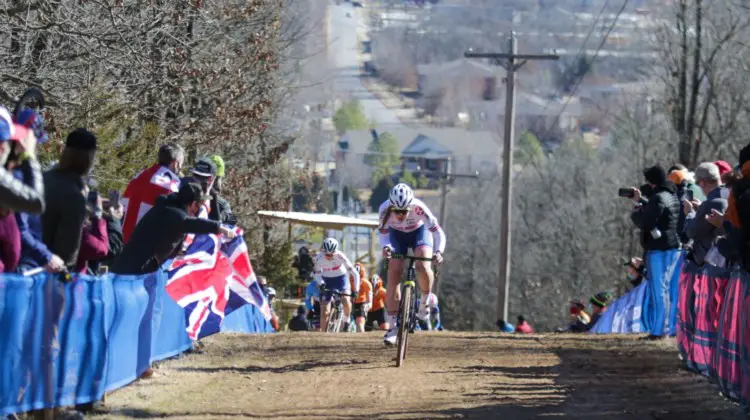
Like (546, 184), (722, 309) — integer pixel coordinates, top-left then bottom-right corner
(714, 160), (732, 178)
(42, 128), (97, 269)
(588, 291), (613, 329)
(683, 162), (728, 266)
(207, 154), (236, 225)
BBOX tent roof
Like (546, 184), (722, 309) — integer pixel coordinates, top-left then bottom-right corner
(256, 211), (379, 230)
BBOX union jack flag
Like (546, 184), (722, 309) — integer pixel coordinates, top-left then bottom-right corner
(164, 227), (272, 340)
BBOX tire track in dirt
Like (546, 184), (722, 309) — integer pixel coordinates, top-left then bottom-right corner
(92, 332), (746, 419)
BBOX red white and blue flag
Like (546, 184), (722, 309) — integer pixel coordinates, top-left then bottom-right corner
(164, 227), (272, 340)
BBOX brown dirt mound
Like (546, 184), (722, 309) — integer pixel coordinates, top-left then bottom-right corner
(91, 332), (746, 419)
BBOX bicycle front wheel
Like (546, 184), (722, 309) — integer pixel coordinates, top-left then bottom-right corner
(327, 305), (341, 333)
(396, 285), (413, 367)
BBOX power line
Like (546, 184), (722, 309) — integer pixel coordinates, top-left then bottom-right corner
(515, 0), (630, 178)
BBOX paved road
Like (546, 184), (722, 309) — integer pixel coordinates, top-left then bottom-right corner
(327, 1), (404, 127)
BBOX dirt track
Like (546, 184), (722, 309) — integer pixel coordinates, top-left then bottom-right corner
(92, 332), (746, 419)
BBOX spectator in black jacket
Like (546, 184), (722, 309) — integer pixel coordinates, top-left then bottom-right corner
(111, 182), (236, 275)
(628, 164), (681, 339)
(42, 129), (97, 269)
(630, 165), (681, 252)
(288, 306), (310, 331)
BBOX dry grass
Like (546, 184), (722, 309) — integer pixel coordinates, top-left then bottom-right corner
(90, 332), (746, 419)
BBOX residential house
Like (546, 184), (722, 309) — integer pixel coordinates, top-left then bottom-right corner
(465, 90), (582, 143)
(416, 58), (506, 121)
(336, 127), (500, 188)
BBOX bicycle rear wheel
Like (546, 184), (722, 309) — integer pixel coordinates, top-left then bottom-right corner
(396, 285), (413, 367)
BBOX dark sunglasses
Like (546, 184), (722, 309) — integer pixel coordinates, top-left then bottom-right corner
(392, 209), (409, 215)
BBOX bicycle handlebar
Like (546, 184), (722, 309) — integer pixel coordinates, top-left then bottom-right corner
(389, 254), (435, 262)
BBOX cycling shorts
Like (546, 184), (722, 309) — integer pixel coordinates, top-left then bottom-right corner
(321, 275), (350, 302)
(353, 303), (368, 318)
(389, 225), (433, 255)
(366, 308), (387, 330)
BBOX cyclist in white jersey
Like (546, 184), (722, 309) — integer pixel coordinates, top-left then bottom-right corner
(378, 183), (445, 346)
(313, 237), (360, 332)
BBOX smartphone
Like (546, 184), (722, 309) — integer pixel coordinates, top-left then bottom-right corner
(617, 188), (634, 198)
(684, 189), (694, 201)
(87, 190), (99, 205)
(108, 190), (121, 205)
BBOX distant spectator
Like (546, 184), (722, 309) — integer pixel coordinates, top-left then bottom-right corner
(88, 190), (125, 273)
(367, 274), (389, 331)
(515, 315), (534, 334)
(668, 164), (705, 201)
(112, 183), (235, 275)
(667, 167), (696, 245)
(288, 306), (310, 332)
(624, 257), (645, 288)
(258, 275), (269, 296)
(266, 286), (280, 331)
(207, 155), (237, 225)
(121, 143), (183, 243)
(588, 291), (613, 329)
(496, 319), (514, 333)
(0, 106), (45, 214)
(74, 181), (109, 274)
(42, 128), (97, 269)
(305, 278), (321, 330)
(567, 299), (592, 333)
(181, 157), (217, 216)
(684, 162), (728, 266)
(294, 246), (315, 280)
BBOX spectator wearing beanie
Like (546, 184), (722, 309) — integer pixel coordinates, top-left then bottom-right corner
(207, 155), (237, 225)
(42, 128), (97, 269)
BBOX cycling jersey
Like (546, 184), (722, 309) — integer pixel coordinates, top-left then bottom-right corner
(377, 198), (446, 253)
(371, 286), (387, 311)
(313, 250), (360, 292)
(352, 278), (373, 304)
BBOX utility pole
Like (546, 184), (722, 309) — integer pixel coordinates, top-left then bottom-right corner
(464, 32), (558, 323)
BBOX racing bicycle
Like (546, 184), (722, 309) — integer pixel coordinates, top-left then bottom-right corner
(388, 254), (440, 367)
(322, 288), (351, 333)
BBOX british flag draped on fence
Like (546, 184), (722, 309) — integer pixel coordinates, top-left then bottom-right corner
(164, 227), (272, 340)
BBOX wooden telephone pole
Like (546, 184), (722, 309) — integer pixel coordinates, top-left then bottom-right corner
(464, 32), (558, 323)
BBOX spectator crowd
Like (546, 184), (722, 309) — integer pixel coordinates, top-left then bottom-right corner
(0, 104), (241, 280)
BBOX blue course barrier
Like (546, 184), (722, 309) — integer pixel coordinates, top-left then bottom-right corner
(0, 271), (272, 416)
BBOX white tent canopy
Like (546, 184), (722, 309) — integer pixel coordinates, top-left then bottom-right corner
(256, 211), (379, 230)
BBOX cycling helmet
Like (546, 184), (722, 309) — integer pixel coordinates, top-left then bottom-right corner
(371, 274), (382, 287)
(389, 183), (414, 210)
(266, 287), (276, 297)
(322, 237), (338, 253)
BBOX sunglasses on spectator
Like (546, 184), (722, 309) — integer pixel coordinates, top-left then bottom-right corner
(393, 209), (409, 215)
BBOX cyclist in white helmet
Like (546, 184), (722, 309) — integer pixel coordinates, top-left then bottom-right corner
(378, 183), (445, 346)
(313, 237), (361, 332)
